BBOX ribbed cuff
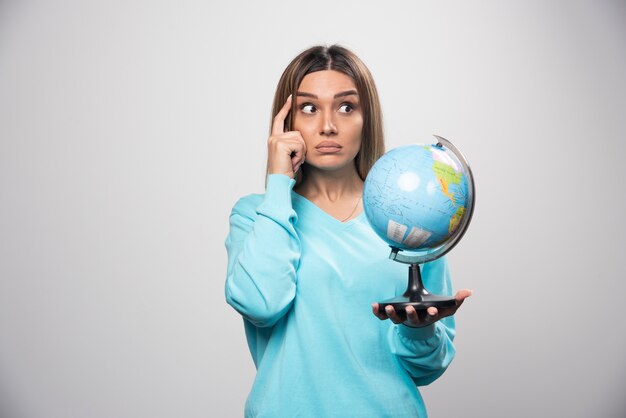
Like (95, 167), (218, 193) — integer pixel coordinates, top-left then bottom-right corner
(265, 174), (296, 202)
(398, 323), (437, 340)
(257, 174), (297, 219)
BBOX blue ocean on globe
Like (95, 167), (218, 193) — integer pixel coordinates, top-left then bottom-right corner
(363, 144), (469, 252)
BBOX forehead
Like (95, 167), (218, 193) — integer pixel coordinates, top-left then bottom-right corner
(297, 70), (357, 96)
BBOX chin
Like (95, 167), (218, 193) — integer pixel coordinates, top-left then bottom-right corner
(306, 159), (356, 173)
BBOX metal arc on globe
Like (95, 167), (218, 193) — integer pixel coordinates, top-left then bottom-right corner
(363, 136), (475, 265)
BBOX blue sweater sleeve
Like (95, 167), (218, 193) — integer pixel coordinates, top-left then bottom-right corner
(386, 257), (457, 386)
(225, 174), (301, 328)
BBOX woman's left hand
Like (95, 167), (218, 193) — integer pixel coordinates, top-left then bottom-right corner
(372, 289), (472, 328)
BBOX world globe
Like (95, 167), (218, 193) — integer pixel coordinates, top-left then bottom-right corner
(363, 136), (475, 265)
(363, 136), (475, 313)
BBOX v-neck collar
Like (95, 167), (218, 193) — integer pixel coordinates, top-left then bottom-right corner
(291, 191), (366, 228)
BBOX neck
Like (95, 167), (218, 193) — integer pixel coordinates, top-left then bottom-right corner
(295, 164), (363, 202)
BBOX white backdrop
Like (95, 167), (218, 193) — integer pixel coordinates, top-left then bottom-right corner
(1, 1), (625, 417)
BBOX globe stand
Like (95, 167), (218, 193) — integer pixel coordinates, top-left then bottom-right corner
(378, 247), (456, 322)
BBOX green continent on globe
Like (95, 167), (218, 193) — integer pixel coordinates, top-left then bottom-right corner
(433, 161), (462, 205)
(433, 161), (462, 185)
(449, 205), (465, 234)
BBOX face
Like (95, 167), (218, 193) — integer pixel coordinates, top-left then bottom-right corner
(293, 70), (363, 174)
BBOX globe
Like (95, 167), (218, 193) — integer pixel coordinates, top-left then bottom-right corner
(363, 136), (475, 265)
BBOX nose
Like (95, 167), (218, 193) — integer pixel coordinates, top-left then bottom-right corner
(320, 110), (337, 136)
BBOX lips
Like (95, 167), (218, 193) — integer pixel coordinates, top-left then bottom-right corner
(315, 141), (342, 153)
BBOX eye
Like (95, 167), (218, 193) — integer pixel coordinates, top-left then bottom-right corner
(338, 103), (354, 113)
(300, 104), (316, 114)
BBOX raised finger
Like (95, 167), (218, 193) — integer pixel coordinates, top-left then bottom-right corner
(271, 95), (292, 136)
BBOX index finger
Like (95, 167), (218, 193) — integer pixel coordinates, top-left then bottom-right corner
(271, 94), (292, 135)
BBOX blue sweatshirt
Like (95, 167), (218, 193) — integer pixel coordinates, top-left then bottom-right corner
(225, 174), (456, 418)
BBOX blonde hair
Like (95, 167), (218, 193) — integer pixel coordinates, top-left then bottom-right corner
(270, 45), (385, 183)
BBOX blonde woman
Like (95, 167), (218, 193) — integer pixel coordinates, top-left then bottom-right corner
(225, 45), (471, 417)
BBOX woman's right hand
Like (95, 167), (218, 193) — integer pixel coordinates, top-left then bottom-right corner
(267, 95), (307, 179)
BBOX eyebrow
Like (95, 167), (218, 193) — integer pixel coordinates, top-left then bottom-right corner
(296, 90), (359, 99)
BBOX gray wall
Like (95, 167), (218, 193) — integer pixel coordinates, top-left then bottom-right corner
(1, 1), (625, 417)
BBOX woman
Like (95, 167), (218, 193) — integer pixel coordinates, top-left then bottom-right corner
(225, 45), (471, 418)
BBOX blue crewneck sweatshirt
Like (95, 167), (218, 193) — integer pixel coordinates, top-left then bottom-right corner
(225, 174), (456, 418)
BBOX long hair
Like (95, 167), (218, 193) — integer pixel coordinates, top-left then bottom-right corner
(270, 45), (385, 183)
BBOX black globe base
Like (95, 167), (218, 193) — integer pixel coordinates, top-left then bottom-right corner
(378, 263), (456, 322)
